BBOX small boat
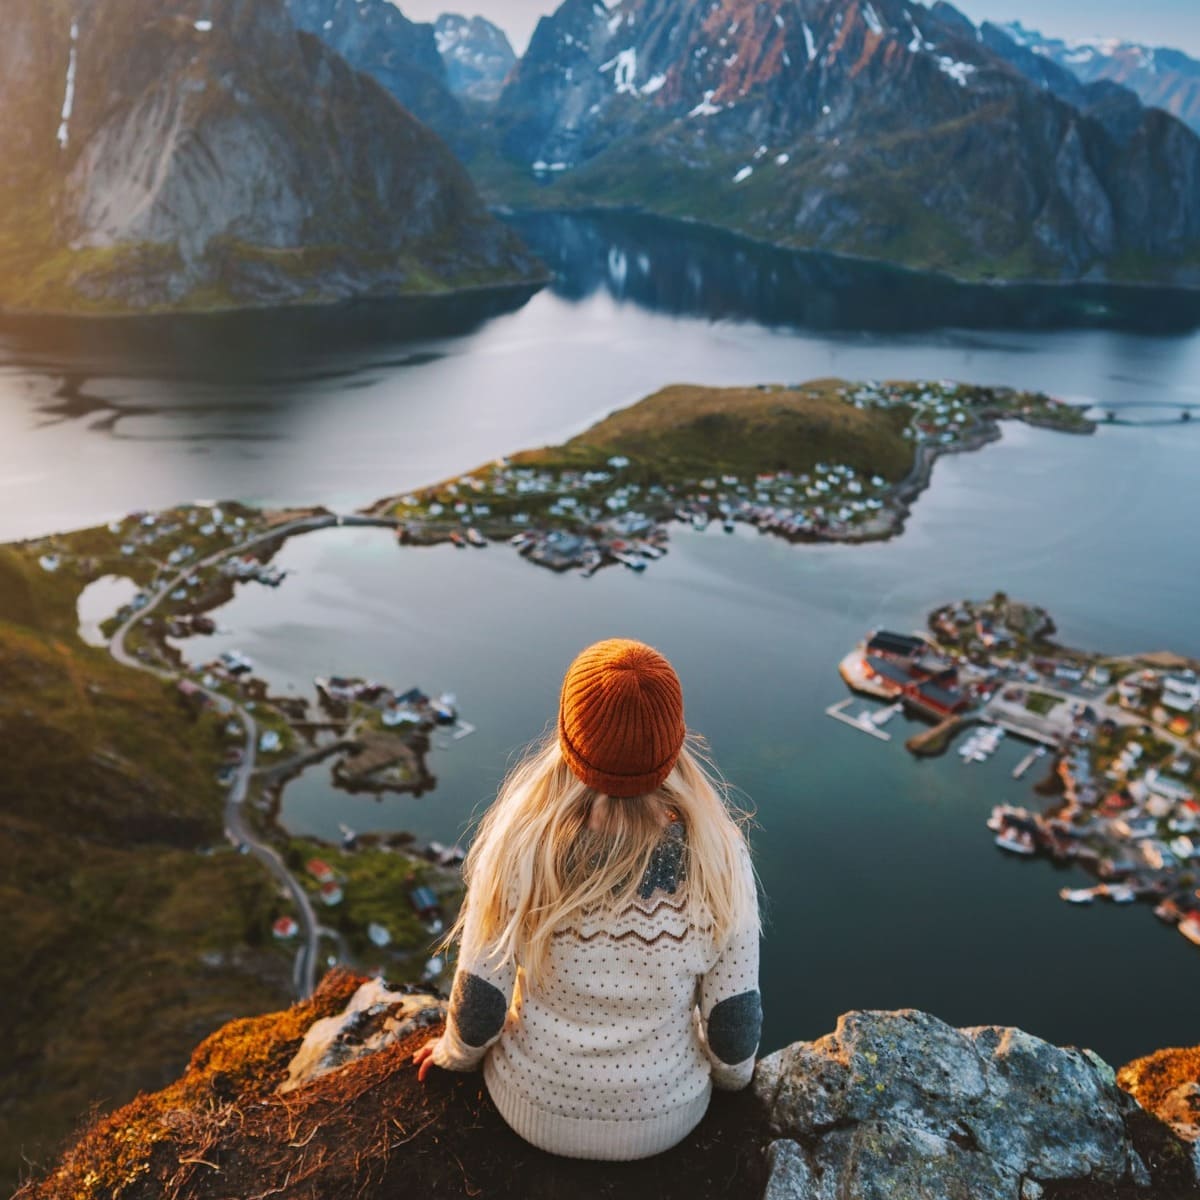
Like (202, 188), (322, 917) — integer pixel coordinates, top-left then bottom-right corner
(220, 650), (254, 674)
(449, 531), (466, 549)
(614, 552), (647, 572)
(691, 513), (709, 531)
(1178, 915), (1200, 947)
(466, 528), (487, 548)
(431, 692), (457, 724)
(1059, 888), (1096, 904)
(723, 518), (735, 533)
(995, 829), (1036, 855)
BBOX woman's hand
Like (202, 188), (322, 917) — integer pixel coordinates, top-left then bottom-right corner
(412, 1036), (441, 1082)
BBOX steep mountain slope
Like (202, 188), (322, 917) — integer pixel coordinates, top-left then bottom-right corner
(436, 12), (517, 103)
(0, 0), (540, 314)
(1003, 23), (1200, 137)
(0, 536), (290, 1188)
(484, 0), (1200, 283)
(285, 0), (468, 145)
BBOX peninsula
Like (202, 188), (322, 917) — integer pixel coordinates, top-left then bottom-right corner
(368, 378), (1093, 574)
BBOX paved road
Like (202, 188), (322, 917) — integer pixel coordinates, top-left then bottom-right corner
(109, 514), (336, 999)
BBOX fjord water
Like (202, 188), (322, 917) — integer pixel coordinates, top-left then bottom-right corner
(5, 212), (1200, 1063)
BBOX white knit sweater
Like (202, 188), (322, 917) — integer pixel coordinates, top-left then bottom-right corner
(429, 826), (762, 1161)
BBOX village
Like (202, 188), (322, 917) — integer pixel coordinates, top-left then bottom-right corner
(376, 380), (1094, 577)
(835, 595), (1200, 950)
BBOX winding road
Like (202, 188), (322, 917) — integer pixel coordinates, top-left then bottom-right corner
(109, 513), (339, 999)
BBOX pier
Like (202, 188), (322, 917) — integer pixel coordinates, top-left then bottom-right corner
(1012, 747), (1044, 779)
(825, 698), (893, 742)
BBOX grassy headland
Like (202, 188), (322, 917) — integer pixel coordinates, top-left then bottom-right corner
(367, 379), (1093, 570)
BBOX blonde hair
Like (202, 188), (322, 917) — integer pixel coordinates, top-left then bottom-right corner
(442, 731), (757, 989)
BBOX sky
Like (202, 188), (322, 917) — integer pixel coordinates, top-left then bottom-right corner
(400, 0), (1200, 58)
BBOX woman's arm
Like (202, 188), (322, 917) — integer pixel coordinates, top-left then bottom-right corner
(697, 850), (762, 1090)
(416, 902), (517, 1076)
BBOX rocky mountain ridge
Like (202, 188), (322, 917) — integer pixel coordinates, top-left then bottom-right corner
(1001, 23), (1200, 138)
(437, 12), (518, 103)
(16, 970), (1200, 1200)
(482, 0), (1200, 284)
(0, 0), (541, 314)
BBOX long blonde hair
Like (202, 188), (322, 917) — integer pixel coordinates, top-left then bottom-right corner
(442, 730), (757, 989)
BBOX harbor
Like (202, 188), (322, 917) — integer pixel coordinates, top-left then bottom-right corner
(835, 595), (1200, 952)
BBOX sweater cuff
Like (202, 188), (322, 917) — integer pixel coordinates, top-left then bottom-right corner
(710, 1054), (755, 1092)
(429, 1024), (487, 1072)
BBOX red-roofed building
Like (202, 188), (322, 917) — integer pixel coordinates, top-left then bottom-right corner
(306, 859), (334, 884)
(272, 916), (299, 940)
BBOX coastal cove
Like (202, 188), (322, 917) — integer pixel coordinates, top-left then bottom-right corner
(165, 406), (1200, 1068)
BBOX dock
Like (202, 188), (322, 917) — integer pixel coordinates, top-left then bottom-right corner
(1012, 748), (1043, 779)
(825, 698), (893, 742)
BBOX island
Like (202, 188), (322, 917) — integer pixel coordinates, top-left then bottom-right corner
(835, 594), (1200, 947)
(367, 378), (1094, 574)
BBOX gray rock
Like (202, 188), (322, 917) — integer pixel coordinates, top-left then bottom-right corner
(762, 1139), (816, 1200)
(280, 977), (444, 1093)
(961, 1025), (1130, 1181)
(758, 1009), (1157, 1200)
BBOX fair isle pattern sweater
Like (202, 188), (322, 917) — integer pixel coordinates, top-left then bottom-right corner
(429, 823), (762, 1161)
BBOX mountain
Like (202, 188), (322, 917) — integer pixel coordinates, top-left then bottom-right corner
(0, 0), (541, 314)
(285, 0), (467, 145)
(484, 0), (1200, 284)
(1002, 23), (1200, 137)
(436, 13), (518, 103)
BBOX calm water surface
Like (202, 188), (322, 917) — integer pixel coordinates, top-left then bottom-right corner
(4, 212), (1199, 1063)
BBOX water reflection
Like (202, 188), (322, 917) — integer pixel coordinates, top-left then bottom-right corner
(505, 209), (1200, 334)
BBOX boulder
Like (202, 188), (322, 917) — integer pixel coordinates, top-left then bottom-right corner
(279, 977), (444, 1093)
(754, 1009), (1160, 1199)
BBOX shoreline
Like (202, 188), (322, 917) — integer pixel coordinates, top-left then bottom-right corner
(499, 203), (1200, 297)
(0, 274), (550, 324)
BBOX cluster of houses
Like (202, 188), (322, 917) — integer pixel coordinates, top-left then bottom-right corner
(840, 629), (975, 720)
(314, 675), (458, 728)
(839, 597), (1200, 953)
(381, 382), (1082, 579)
(270, 856), (449, 982)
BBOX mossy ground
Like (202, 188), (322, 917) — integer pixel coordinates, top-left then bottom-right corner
(0, 535), (293, 1190)
(18, 970), (769, 1200)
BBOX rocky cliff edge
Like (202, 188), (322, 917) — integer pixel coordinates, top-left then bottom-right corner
(16, 970), (1200, 1200)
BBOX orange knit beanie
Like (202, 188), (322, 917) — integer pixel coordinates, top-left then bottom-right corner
(558, 638), (686, 798)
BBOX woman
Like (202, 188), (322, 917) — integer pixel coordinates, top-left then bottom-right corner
(412, 637), (762, 1162)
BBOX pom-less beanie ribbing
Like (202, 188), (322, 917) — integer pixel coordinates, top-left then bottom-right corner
(558, 638), (686, 798)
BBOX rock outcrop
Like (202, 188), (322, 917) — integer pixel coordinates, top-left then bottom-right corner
(1120, 1044), (1200, 1184)
(17, 972), (1200, 1200)
(0, 0), (542, 314)
(483, 0), (1200, 284)
(754, 1009), (1198, 1199)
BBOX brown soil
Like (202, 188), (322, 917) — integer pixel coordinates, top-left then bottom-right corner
(20, 970), (770, 1200)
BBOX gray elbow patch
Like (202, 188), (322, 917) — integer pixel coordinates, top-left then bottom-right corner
(451, 972), (508, 1048)
(708, 990), (763, 1064)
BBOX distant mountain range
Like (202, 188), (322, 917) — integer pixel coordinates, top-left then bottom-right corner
(285, 0), (516, 146)
(437, 12), (517, 103)
(1001, 23), (1200, 137)
(0, 0), (539, 314)
(471, 0), (1200, 284)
